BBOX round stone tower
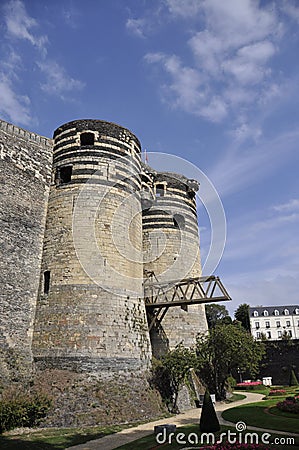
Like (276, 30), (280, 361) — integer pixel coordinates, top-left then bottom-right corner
(32, 119), (151, 374)
(142, 169), (208, 355)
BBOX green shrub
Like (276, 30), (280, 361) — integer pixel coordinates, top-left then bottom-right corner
(199, 389), (220, 433)
(0, 391), (51, 434)
(226, 375), (237, 391)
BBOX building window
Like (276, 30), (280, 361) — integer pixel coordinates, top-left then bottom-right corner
(80, 132), (94, 146)
(173, 214), (185, 230)
(288, 330), (292, 337)
(265, 321), (270, 328)
(286, 320), (291, 327)
(297, 320), (299, 327)
(276, 321), (281, 328)
(284, 309), (289, 315)
(278, 330), (282, 338)
(256, 332), (261, 339)
(295, 308), (299, 315)
(44, 271), (50, 294)
(267, 331), (271, 339)
(155, 184), (165, 197)
(274, 309), (279, 316)
(255, 322), (260, 329)
(263, 310), (269, 316)
(253, 311), (258, 317)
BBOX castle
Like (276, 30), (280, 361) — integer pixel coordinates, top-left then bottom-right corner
(0, 118), (210, 387)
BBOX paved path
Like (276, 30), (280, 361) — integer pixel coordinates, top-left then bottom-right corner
(67, 392), (299, 449)
(66, 392), (264, 450)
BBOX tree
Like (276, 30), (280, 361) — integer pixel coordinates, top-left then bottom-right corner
(196, 323), (265, 400)
(199, 388), (220, 432)
(234, 303), (250, 331)
(205, 304), (231, 329)
(161, 345), (198, 412)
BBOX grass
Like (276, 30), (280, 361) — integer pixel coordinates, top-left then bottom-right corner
(222, 398), (299, 434)
(0, 423), (137, 449)
(225, 393), (246, 403)
(114, 424), (299, 449)
(235, 386), (270, 396)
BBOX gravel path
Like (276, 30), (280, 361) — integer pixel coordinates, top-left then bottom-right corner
(67, 392), (271, 450)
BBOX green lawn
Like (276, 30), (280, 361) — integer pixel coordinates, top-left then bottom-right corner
(0, 424), (133, 450)
(221, 398), (299, 434)
(115, 424), (299, 449)
(225, 393), (246, 403)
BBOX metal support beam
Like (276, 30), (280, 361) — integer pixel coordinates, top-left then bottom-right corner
(144, 274), (231, 331)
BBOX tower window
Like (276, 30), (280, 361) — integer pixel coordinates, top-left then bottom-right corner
(80, 132), (94, 146)
(44, 271), (50, 294)
(173, 214), (185, 229)
(155, 184), (165, 197)
(58, 166), (72, 184)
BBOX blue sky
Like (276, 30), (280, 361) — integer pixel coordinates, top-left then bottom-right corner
(1, 0), (299, 315)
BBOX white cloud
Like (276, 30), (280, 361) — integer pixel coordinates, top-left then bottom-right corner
(145, 0), (281, 130)
(0, 74), (31, 125)
(145, 52), (228, 122)
(165, 0), (202, 18)
(272, 199), (299, 213)
(4, 0), (48, 53)
(126, 18), (146, 38)
(222, 42), (274, 86)
(230, 123), (262, 143)
(38, 61), (85, 97)
(280, 0), (299, 24)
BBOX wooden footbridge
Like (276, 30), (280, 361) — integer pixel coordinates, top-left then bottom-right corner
(143, 271), (231, 331)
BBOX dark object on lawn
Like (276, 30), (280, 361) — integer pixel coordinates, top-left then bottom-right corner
(200, 389), (220, 432)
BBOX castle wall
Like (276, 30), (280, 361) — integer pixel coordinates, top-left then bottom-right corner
(143, 172), (208, 355)
(0, 120), (52, 382)
(32, 120), (152, 374)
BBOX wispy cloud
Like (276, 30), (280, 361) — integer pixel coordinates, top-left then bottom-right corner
(144, 52), (227, 122)
(272, 199), (299, 213)
(0, 74), (31, 125)
(208, 127), (299, 197)
(126, 18), (146, 38)
(280, 0), (299, 24)
(165, 0), (202, 18)
(3, 0), (48, 54)
(145, 0), (283, 126)
(38, 60), (85, 98)
(0, 0), (85, 123)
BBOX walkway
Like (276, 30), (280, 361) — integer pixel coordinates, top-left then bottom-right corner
(66, 392), (298, 450)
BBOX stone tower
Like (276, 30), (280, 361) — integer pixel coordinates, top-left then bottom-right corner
(32, 120), (152, 374)
(142, 168), (208, 356)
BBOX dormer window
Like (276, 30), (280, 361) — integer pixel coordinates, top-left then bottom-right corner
(253, 311), (258, 317)
(284, 309), (289, 316)
(274, 309), (279, 316)
(80, 132), (95, 146)
(264, 310), (269, 317)
(295, 308), (299, 315)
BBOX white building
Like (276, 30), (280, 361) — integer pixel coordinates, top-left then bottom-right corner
(249, 305), (299, 341)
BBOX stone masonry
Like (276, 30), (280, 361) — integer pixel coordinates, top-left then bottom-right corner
(0, 120), (52, 382)
(0, 118), (208, 383)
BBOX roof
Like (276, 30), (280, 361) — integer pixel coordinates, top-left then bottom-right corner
(249, 305), (299, 317)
